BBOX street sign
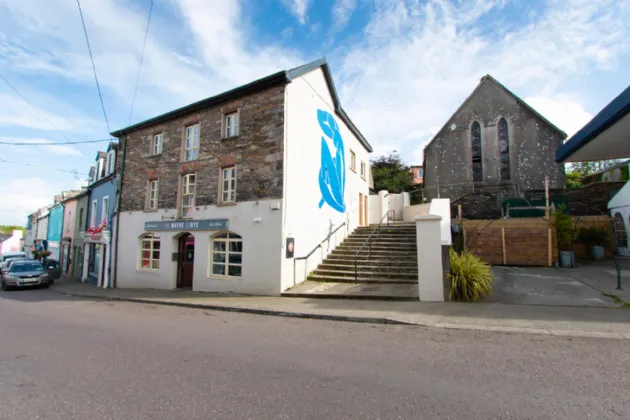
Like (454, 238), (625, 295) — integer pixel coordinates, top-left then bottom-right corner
(145, 219), (229, 231)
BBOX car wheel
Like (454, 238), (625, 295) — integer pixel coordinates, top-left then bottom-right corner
(40, 283), (50, 289)
(2, 281), (10, 292)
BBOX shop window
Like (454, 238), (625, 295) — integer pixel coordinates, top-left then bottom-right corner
(210, 232), (242, 277)
(139, 234), (160, 270)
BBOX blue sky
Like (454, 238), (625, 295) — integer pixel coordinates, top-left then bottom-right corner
(1, 0), (629, 225)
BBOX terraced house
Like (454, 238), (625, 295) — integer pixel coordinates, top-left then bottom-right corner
(111, 58), (373, 295)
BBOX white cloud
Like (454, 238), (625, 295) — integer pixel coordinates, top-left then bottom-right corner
(335, 0), (630, 161)
(332, 0), (357, 32)
(524, 97), (594, 138)
(282, 0), (311, 25)
(0, 177), (55, 225)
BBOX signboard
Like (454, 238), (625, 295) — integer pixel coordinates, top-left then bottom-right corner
(286, 237), (295, 258)
(145, 219), (228, 231)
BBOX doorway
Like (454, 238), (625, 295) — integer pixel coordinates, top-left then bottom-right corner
(177, 233), (195, 288)
(359, 193), (368, 226)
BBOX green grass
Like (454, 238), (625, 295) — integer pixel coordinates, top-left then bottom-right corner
(602, 292), (630, 308)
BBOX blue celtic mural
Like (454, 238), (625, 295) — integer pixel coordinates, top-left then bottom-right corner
(317, 109), (346, 213)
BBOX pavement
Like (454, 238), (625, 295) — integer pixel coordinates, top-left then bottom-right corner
(51, 272), (630, 339)
(1, 288), (629, 419)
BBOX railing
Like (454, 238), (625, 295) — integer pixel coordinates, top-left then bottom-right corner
(293, 223), (347, 286)
(354, 210), (395, 282)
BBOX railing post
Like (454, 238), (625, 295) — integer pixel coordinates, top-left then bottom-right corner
(354, 256), (358, 282)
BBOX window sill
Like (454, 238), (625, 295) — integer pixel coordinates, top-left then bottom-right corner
(136, 268), (159, 274)
(206, 275), (241, 280)
(217, 202), (237, 207)
(350, 167), (357, 173)
(221, 135), (240, 141)
(146, 153), (162, 158)
(144, 208), (159, 212)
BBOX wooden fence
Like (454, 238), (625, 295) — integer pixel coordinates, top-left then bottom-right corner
(461, 215), (615, 266)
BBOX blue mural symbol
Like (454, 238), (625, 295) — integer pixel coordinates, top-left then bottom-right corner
(317, 109), (345, 213)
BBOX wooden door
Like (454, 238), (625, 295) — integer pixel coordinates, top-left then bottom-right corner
(177, 234), (195, 288)
(363, 195), (368, 226)
(359, 193), (364, 226)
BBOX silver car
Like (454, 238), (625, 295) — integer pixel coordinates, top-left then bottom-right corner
(1, 260), (50, 291)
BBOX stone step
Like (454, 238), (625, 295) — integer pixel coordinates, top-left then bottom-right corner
(313, 268), (418, 280)
(343, 237), (416, 243)
(307, 273), (417, 284)
(331, 249), (417, 258)
(349, 233), (417, 238)
(282, 280), (418, 300)
(337, 242), (417, 250)
(318, 263), (417, 273)
(356, 227), (416, 232)
(322, 257), (418, 266)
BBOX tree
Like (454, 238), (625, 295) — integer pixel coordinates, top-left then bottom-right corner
(0, 225), (25, 236)
(565, 159), (627, 187)
(370, 151), (413, 193)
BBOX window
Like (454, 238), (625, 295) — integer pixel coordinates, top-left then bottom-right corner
(498, 118), (510, 181)
(140, 234), (160, 270)
(417, 168), (423, 178)
(147, 180), (159, 210)
(79, 208), (84, 230)
(90, 200), (97, 228)
(181, 174), (196, 218)
(360, 161), (366, 179)
(210, 232), (242, 277)
(152, 133), (163, 155)
(350, 150), (356, 171)
(225, 112), (239, 138)
(184, 125), (199, 161)
(101, 196), (109, 227)
(221, 166), (236, 203)
(471, 121), (482, 182)
(107, 151), (116, 175)
(614, 212), (627, 248)
(98, 158), (106, 179)
(65, 211), (71, 232)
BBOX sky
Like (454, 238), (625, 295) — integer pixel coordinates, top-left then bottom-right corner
(1, 0), (629, 225)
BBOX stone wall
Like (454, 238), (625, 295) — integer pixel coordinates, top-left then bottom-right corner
(423, 77), (566, 202)
(118, 85), (285, 212)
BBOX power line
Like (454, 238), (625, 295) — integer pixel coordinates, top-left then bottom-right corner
(0, 158), (88, 176)
(0, 73), (76, 144)
(76, 0), (112, 136)
(0, 138), (112, 146)
(128, 0), (154, 125)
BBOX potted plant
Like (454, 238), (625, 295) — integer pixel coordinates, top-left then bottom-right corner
(553, 206), (574, 267)
(578, 227), (609, 260)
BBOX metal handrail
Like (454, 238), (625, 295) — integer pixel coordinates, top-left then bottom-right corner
(293, 222), (347, 286)
(354, 210), (395, 281)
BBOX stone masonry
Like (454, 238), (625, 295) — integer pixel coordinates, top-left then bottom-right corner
(423, 75), (567, 206)
(118, 85), (285, 212)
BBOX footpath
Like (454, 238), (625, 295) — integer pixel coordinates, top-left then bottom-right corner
(52, 279), (630, 339)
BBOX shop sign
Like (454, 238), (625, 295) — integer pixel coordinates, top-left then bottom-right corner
(145, 219), (229, 231)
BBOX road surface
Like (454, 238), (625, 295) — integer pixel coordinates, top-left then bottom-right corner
(0, 289), (628, 419)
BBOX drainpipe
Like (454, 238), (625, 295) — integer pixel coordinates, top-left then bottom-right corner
(112, 134), (127, 289)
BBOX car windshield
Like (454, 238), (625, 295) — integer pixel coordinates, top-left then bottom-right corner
(3, 255), (25, 263)
(11, 262), (44, 273)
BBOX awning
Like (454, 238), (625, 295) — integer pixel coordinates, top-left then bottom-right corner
(556, 84), (630, 162)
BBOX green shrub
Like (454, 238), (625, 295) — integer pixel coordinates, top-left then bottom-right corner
(449, 248), (493, 302)
(577, 227), (609, 247)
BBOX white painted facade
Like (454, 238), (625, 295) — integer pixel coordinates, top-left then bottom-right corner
(608, 182), (630, 256)
(115, 63), (371, 295)
(281, 67), (371, 291)
(116, 201), (283, 294)
(35, 216), (48, 241)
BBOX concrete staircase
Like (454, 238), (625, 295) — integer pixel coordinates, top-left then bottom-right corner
(283, 223), (418, 300)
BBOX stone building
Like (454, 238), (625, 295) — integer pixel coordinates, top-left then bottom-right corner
(423, 75), (567, 218)
(111, 58), (372, 295)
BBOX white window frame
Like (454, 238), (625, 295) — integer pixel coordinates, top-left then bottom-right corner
(209, 232), (243, 278)
(98, 158), (106, 179)
(184, 124), (199, 161)
(181, 174), (196, 218)
(350, 150), (356, 171)
(221, 166), (236, 203)
(360, 161), (366, 179)
(139, 234), (160, 270)
(107, 151), (116, 175)
(152, 133), (163, 155)
(147, 179), (159, 210)
(224, 112), (239, 138)
(90, 200), (97, 229)
(101, 196), (109, 227)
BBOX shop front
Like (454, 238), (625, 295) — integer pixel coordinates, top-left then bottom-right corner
(81, 230), (112, 288)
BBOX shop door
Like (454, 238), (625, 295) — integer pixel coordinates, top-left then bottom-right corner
(177, 234), (195, 288)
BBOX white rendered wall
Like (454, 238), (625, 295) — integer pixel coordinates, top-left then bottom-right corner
(282, 68), (371, 291)
(116, 200), (283, 294)
(429, 198), (452, 246)
(36, 217), (48, 241)
(415, 215), (444, 301)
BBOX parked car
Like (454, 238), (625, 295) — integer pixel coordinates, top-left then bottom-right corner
(43, 259), (62, 283)
(0, 251), (27, 270)
(1, 260), (50, 291)
(1, 257), (30, 278)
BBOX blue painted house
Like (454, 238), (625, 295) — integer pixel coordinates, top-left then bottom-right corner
(82, 143), (119, 287)
(47, 203), (64, 261)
